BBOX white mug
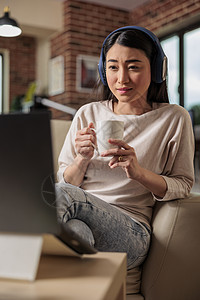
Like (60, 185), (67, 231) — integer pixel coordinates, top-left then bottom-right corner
(93, 120), (124, 154)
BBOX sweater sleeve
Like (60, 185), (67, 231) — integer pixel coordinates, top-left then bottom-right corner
(154, 108), (195, 201)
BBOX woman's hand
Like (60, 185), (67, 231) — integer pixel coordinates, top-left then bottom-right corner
(75, 122), (97, 161)
(63, 122), (97, 186)
(101, 138), (167, 198)
(101, 138), (142, 180)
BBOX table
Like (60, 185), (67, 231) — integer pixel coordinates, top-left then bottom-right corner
(0, 252), (127, 300)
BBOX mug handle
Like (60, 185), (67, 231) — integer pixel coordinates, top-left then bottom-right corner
(90, 128), (99, 154)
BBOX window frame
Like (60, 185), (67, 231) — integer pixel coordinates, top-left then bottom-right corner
(0, 52), (3, 113)
(0, 49), (9, 114)
(160, 22), (200, 107)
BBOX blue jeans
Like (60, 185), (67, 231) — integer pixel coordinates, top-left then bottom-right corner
(55, 182), (151, 270)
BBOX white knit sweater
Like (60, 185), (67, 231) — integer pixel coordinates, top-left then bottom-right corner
(58, 100), (194, 227)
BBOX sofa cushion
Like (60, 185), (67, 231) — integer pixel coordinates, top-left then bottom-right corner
(51, 119), (71, 174)
(126, 267), (142, 295)
(141, 193), (200, 300)
(126, 294), (144, 300)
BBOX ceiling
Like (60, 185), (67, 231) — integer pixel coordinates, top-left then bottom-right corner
(55, 0), (150, 11)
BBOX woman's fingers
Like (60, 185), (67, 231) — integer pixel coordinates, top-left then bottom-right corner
(107, 138), (131, 150)
(75, 123), (97, 158)
(101, 139), (134, 158)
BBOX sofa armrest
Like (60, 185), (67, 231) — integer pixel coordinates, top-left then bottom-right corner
(51, 119), (72, 174)
(141, 193), (200, 300)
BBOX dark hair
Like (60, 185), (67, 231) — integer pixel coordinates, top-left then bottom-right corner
(94, 29), (169, 105)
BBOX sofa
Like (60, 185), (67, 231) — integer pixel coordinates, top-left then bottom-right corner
(51, 119), (200, 300)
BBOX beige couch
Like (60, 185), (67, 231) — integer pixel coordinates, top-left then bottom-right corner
(51, 119), (200, 300)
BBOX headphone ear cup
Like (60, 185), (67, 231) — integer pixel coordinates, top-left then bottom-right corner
(98, 52), (107, 86)
(151, 55), (167, 83)
(162, 56), (167, 81)
(151, 56), (158, 83)
(103, 63), (107, 84)
(150, 35), (167, 83)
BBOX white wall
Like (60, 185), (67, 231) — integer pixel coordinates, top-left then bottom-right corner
(0, 0), (63, 36)
(0, 0), (63, 95)
(36, 38), (51, 95)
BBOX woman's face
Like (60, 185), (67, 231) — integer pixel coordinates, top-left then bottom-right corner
(106, 43), (151, 105)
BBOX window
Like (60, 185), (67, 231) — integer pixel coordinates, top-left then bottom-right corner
(161, 24), (200, 110)
(184, 27), (200, 110)
(0, 49), (9, 113)
(0, 53), (3, 113)
(161, 36), (179, 105)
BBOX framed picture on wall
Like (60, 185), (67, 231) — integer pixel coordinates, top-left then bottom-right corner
(76, 55), (99, 92)
(49, 55), (64, 96)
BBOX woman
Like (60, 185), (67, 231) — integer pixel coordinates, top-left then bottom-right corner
(56, 26), (194, 275)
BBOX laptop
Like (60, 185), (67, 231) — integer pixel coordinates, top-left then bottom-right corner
(0, 111), (97, 256)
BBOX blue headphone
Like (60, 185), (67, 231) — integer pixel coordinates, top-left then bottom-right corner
(98, 26), (167, 85)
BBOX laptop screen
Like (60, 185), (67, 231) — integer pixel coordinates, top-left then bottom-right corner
(0, 111), (59, 234)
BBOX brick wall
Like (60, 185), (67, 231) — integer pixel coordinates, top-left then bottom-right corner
(0, 36), (36, 108)
(50, 0), (129, 119)
(129, 0), (200, 32)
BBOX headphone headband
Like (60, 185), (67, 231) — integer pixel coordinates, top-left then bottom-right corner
(98, 26), (167, 85)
